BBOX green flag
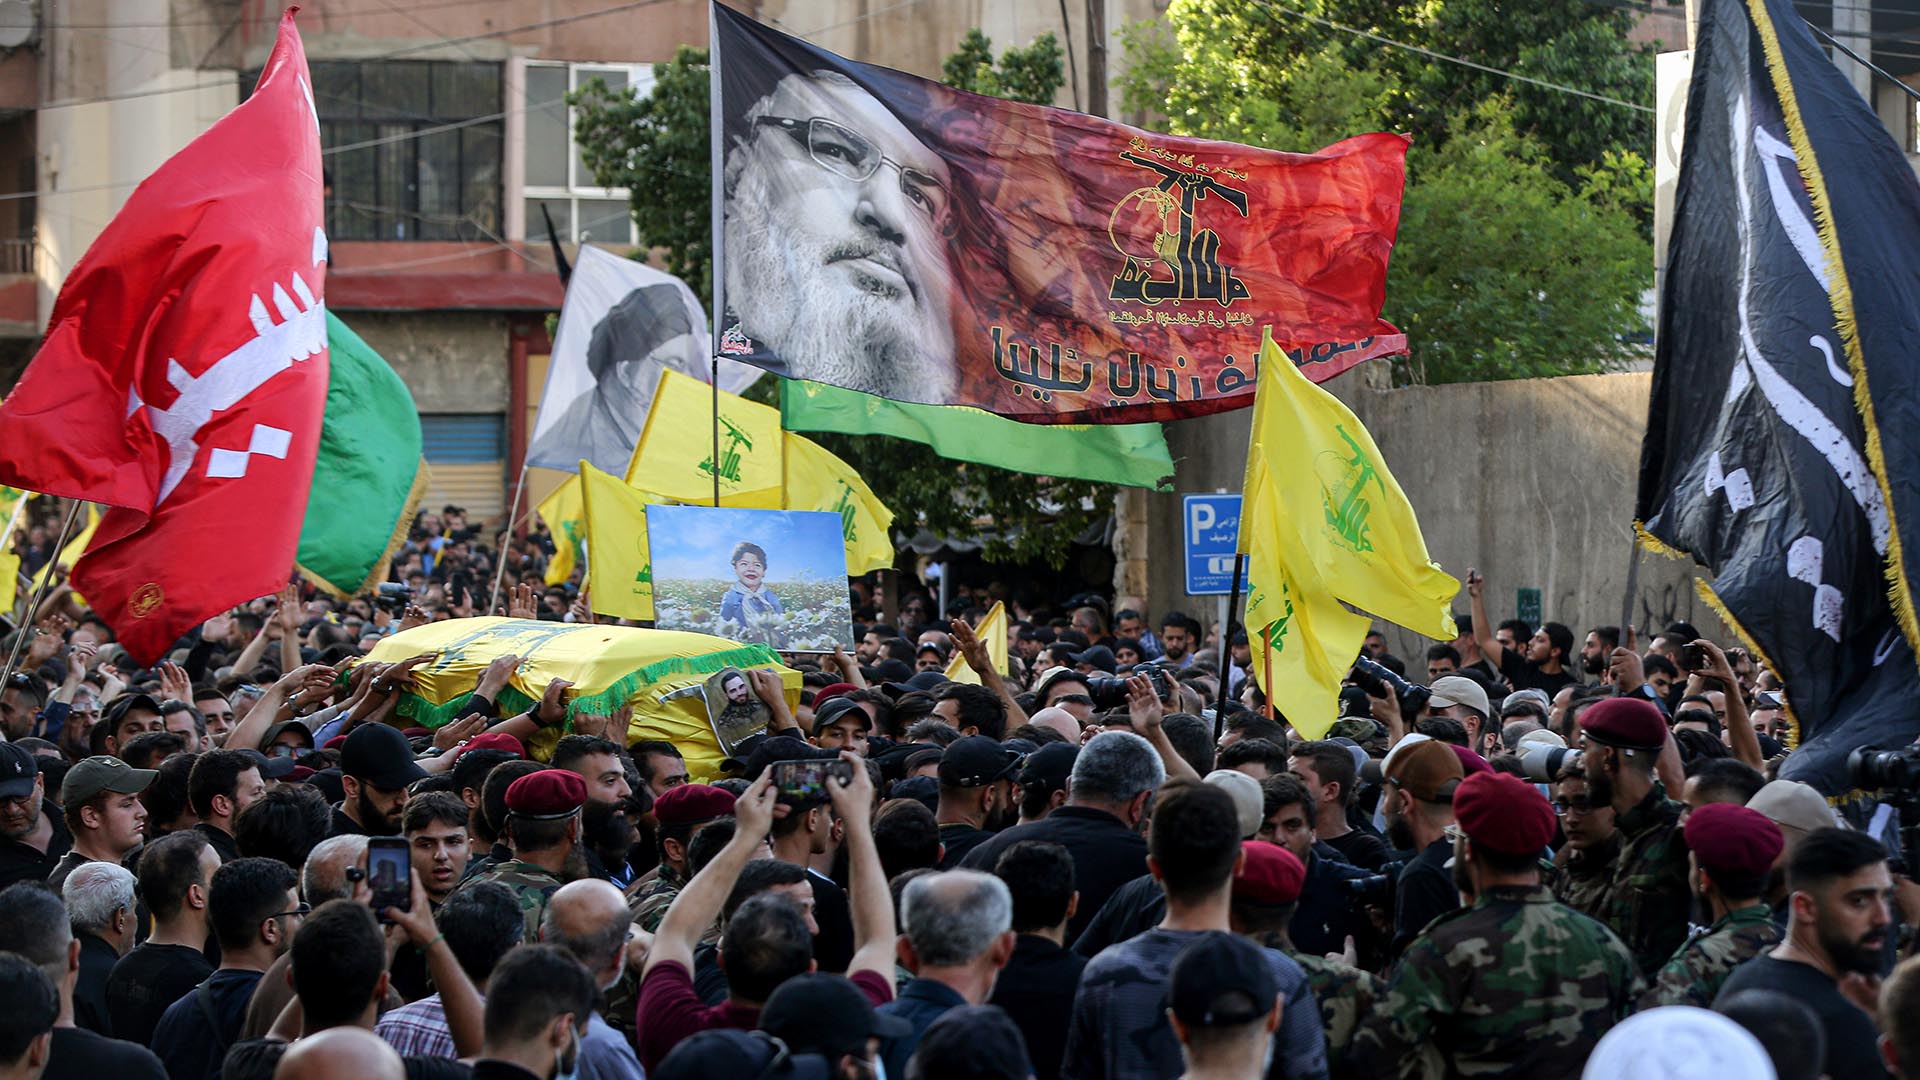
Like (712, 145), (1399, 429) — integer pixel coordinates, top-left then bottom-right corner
(297, 313), (427, 597)
(780, 381), (1174, 490)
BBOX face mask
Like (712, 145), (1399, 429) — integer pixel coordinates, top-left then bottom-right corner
(553, 1027), (580, 1080)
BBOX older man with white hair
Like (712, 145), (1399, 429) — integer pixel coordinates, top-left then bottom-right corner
(876, 870), (1015, 1078)
(62, 862), (137, 1038)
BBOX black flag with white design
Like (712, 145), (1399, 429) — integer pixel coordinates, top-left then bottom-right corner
(1636, 0), (1920, 794)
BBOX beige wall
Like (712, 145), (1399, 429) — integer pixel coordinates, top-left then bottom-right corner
(348, 311), (512, 414)
(1138, 368), (1729, 663)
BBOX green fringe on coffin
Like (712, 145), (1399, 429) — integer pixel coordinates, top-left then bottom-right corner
(394, 643), (784, 728)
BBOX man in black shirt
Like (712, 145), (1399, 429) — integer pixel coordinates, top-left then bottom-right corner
(1289, 740), (1391, 872)
(1381, 739), (1464, 958)
(109, 832), (219, 1046)
(62, 861), (138, 1038)
(1465, 570), (1579, 697)
(0, 951), (58, 1079)
(0, 743), (71, 891)
(469, 946), (598, 1080)
(0, 882), (166, 1080)
(188, 750), (266, 864)
(151, 858), (302, 1080)
(332, 724), (425, 838)
(986, 841), (1085, 1080)
(1716, 828), (1896, 1080)
(933, 736), (1019, 869)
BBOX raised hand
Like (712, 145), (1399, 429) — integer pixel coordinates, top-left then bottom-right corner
(950, 616), (991, 674)
(1125, 672), (1164, 735)
(475, 654), (521, 701)
(158, 661), (192, 703)
(399, 604), (431, 632)
(432, 711), (489, 752)
(507, 583), (539, 622)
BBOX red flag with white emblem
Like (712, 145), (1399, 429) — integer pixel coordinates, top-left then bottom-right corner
(0, 10), (327, 664)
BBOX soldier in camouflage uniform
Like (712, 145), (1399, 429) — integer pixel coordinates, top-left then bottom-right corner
(1350, 772), (1641, 1079)
(1578, 696), (1692, 975)
(1546, 769), (1620, 921)
(1642, 802), (1785, 1008)
(454, 768), (586, 942)
(628, 783), (737, 932)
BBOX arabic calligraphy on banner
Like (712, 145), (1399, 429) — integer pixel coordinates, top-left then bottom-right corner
(711, 3), (1410, 423)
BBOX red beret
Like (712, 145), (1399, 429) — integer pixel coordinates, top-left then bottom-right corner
(1684, 803), (1785, 881)
(449, 732), (526, 764)
(286, 765), (316, 783)
(323, 734), (349, 751)
(813, 682), (859, 706)
(1449, 745), (1492, 776)
(1454, 771), (1556, 856)
(653, 783), (737, 827)
(1578, 697), (1668, 751)
(505, 769), (587, 819)
(1233, 840), (1306, 905)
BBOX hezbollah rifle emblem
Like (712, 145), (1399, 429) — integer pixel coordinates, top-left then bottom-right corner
(1318, 425), (1381, 555)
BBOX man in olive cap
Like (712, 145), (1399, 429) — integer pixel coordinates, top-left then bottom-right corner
(50, 756), (154, 890)
(454, 769), (587, 941)
(1350, 770), (1639, 1077)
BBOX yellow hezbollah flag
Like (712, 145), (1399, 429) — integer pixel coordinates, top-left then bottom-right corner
(358, 616), (800, 778)
(783, 433), (895, 574)
(628, 369), (783, 507)
(945, 600), (1008, 685)
(0, 551), (17, 614)
(1249, 329), (1458, 641)
(32, 505), (99, 596)
(537, 474), (586, 587)
(579, 461), (664, 622)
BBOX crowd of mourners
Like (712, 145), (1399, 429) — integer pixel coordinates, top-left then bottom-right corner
(0, 505), (1913, 1080)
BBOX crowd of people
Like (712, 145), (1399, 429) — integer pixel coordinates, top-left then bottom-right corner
(0, 502), (1912, 1080)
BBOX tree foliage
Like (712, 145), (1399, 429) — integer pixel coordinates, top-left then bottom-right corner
(1121, 0), (1654, 384)
(571, 35), (1105, 566)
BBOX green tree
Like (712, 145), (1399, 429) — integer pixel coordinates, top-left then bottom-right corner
(572, 34), (1107, 566)
(1121, 0), (1652, 384)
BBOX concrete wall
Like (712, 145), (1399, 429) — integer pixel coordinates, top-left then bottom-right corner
(1139, 368), (1729, 663)
(347, 311), (511, 414)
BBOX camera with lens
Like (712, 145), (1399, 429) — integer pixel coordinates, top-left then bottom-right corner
(1340, 860), (1401, 906)
(1521, 746), (1585, 784)
(1850, 745), (1920, 791)
(1085, 663), (1174, 710)
(375, 582), (414, 613)
(1350, 655), (1431, 718)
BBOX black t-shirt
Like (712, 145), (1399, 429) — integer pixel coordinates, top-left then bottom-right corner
(0, 802), (72, 891)
(1716, 956), (1890, 1080)
(808, 868), (855, 974)
(1489, 648), (1579, 697)
(935, 822), (994, 869)
(44, 1026), (167, 1080)
(108, 942), (214, 1047)
(1391, 838), (1460, 958)
(329, 804), (372, 837)
(194, 823), (239, 864)
(1323, 827), (1392, 872)
(73, 933), (118, 1038)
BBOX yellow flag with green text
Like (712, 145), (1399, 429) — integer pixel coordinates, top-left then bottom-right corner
(627, 369), (783, 507)
(0, 551), (17, 615)
(1249, 330), (1458, 640)
(579, 461), (665, 621)
(783, 433), (895, 574)
(945, 601), (1007, 685)
(32, 506), (99, 594)
(537, 475), (586, 587)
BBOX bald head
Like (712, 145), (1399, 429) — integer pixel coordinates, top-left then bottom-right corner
(1029, 708), (1081, 744)
(274, 1027), (404, 1080)
(541, 879), (631, 988)
(302, 835), (368, 904)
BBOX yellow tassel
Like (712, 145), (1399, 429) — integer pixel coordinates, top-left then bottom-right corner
(1633, 522), (1692, 563)
(1691, 578), (1801, 750)
(1744, 0), (1920, 678)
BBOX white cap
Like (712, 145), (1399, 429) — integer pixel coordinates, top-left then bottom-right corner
(1582, 1007), (1774, 1080)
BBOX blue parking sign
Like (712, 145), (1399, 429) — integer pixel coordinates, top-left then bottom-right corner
(1184, 494), (1243, 595)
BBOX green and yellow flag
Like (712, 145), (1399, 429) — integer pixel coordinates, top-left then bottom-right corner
(945, 600), (1007, 686)
(628, 369), (783, 507)
(538, 475), (587, 587)
(1247, 330), (1458, 640)
(783, 433), (895, 574)
(578, 462), (665, 621)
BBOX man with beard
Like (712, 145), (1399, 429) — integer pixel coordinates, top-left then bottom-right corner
(551, 735), (638, 886)
(933, 736), (1020, 869)
(721, 71), (956, 403)
(1380, 738), (1464, 959)
(457, 769), (587, 943)
(1643, 803), (1783, 1008)
(332, 724), (425, 837)
(1578, 697), (1691, 975)
(0, 743), (71, 890)
(1716, 827), (1894, 1080)
(1581, 626), (1621, 679)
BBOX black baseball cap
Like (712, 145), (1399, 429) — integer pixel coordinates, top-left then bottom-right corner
(101, 693), (162, 730)
(809, 696), (871, 737)
(1017, 742), (1078, 794)
(1069, 645), (1118, 674)
(884, 670), (950, 697)
(910, 1005), (1034, 1080)
(1168, 931), (1279, 1029)
(339, 723), (427, 790)
(760, 973), (912, 1056)
(916, 640), (950, 662)
(237, 747), (298, 780)
(723, 734), (837, 780)
(868, 659), (914, 685)
(653, 1030), (832, 1080)
(0, 742), (38, 799)
(939, 735), (1020, 788)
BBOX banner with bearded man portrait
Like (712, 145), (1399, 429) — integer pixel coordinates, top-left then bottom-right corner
(711, 2), (1410, 424)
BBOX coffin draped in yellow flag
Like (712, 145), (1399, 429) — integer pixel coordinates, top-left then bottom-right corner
(537, 475), (586, 587)
(578, 462), (668, 621)
(944, 601), (1008, 685)
(1239, 328), (1459, 738)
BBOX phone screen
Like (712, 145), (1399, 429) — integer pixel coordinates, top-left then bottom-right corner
(367, 837), (411, 916)
(771, 759), (852, 803)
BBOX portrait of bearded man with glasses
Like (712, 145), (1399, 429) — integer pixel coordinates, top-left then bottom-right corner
(722, 70), (958, 401)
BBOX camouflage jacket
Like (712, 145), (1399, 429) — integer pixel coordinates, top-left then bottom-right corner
(1548, 832), (1621, 922)
(1349, 884), (1642, 1079)
(628, 863), (685, 934)
(1641, 903), (1783, 1009)
(1600, 786), (1691, 976)
(1288, 948), (1383, 1080)
(461, 858), (562, 943)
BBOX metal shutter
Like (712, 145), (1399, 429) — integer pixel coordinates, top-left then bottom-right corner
(419, 414), (506, 520)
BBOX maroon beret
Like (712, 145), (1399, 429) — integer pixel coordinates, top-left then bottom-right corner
(1448, 745), (1492, 776)
(1454, 771), (1556, 856)
(505, 769), (587, 819)
(450, 731), (526, 764)
(813, 682), (859, 706)
(1233, 840), (1306, 905)
(653, 783), (737, 828)
(1578, 697), (1668, 751)
(1685, 803), (1785, 881)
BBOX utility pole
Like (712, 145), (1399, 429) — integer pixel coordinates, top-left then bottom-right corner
(1086, 0), (1107, 116)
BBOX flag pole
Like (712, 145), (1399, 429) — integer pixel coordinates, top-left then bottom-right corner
(1261, 629), (1275, 723)
(711, 356), (722, 507)
(491, 464), (529, 616)
(0, 498), (83, 689)
(1620, 542), (1641, 642)
(1213, 553), (1244, 743)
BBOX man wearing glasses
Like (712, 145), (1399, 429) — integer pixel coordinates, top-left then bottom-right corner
(723, 71), (957, 402)
(151, 857), (303, 1080)
(0, 741), (71, 891)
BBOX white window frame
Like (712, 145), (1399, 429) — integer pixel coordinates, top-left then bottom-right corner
(518, 61), (656, 245)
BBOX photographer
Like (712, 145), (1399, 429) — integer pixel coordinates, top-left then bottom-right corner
(1380, 740), (1464, 960)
